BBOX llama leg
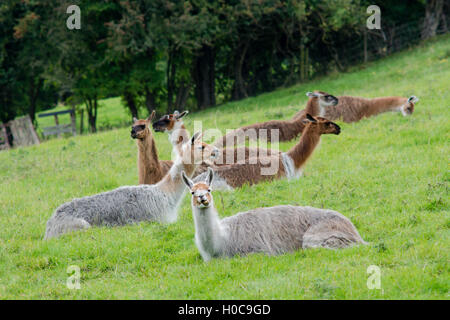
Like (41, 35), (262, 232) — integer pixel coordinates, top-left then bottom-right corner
(302, 220), (363, 249)
(44, 215), (91, 239)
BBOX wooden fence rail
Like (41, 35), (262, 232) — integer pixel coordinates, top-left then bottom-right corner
(38, 109), (76, 138)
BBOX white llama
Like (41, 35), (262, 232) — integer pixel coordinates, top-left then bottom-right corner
(44, 132), (219, 239)
(183, 168), (366, 261)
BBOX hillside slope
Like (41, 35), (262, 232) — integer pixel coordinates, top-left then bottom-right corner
(0, 35), (448, 299)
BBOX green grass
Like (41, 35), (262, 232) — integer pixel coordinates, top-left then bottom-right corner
(1, 35), (449, 299)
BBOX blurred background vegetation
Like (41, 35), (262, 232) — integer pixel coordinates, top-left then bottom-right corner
(0, 0), (448, 133)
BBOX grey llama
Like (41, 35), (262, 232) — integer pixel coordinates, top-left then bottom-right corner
(182, 168), (366, 261)
(44, 132), (219, 239)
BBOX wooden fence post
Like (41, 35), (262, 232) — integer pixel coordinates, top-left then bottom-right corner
(70, 109), (77, 136)
(80, 109), (84, 135)
(0, 123), (11, 150)
(53, 114), (61, 138)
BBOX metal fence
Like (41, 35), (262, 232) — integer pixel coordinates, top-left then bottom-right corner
(306, 16), (449, 78)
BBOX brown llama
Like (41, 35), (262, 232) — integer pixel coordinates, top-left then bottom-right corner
(294, 94), (419, 123)
(194, 114), (341, 190)
(131, 111), (173, 184)
(152, 111), (280, 171)
(214, 91), (338, 147)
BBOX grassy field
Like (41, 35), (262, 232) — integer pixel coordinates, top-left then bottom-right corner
(0, 35), (449, 299)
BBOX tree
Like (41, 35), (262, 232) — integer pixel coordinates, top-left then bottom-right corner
(422, 0), (445, 39)
(46, 0), (120, 132)
(105, 0), (166, 119)
(0, 0), (58, 123)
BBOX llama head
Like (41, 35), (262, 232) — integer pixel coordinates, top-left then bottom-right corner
(152, 110), (189, 132)
(130, 111), (156, 139)
(401, 96), (419, 116)
(302, 113), (341, 135)
(180, 132), (219, 165)
(306, 91), (339, 116)
(182, 168), (214, 208)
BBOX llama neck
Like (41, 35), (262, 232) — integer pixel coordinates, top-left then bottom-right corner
(288, 116), (307, 132)
(304, 98), (323, 117)
(157, 155), (197, 199)
(286, 125), (321, 169)
(137, 133), (163, 183)
(192, 203), (226, 259)
(168, 123), (190, 149)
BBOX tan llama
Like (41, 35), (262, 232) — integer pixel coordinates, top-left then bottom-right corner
(152, 110), (190, 154)
(131, 111), (172, 184)
(294, 94), (419, 122)
(214, 91), (338, 147)
(194, 114), (341, 190)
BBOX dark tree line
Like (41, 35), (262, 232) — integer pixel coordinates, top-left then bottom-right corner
(0, 0), (447, 132)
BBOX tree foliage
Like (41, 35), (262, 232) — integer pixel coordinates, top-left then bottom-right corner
(1, 0), (441, 130)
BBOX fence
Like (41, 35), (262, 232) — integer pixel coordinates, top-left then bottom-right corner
(299, 16), (449, 81)
(38, 109), (77, 138)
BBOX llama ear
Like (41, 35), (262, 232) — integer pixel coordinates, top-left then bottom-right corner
(181, 171), (194, 190)
(303, 113), (317, 123)
(176, 111), (189, 119)
(306, 92), (317, 98)
(132, 117), (138, 123)
(147, 110), (156, 122)
(191, 131), (202, 144)
(205, 167), (214, 186)
(408, 96), (419, 104)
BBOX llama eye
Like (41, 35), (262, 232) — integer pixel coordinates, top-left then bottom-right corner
(191, 191), (194, 195)
(207, 189), (211, 192)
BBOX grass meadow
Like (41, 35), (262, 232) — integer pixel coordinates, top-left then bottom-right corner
(0, 35), (448, 299)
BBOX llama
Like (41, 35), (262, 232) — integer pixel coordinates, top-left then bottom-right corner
(44, 132), (219, 239)
(131, 111), (172, 184)
(152, 110), (190, 153)
(194, 114), (341, 190)
(294, 94), (419, 123)
(183, 168), (366, 261)
(152, 110), (279, 169)
(214, 91), (338, 147)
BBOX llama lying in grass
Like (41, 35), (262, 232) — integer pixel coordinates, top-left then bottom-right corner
(44, 132), (219, 239)
(213, 91), (338, 147)
(131, 111), (172, 184)
(183, 168), (366, 261)
(152, 110), (279, 169)
(194, 114), (340, 190)
(294, 94), (419, 122)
